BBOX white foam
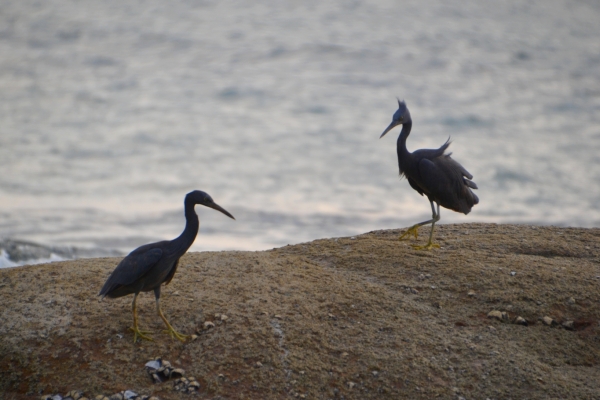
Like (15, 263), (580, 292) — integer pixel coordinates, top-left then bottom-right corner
(0, 250), (66, 269)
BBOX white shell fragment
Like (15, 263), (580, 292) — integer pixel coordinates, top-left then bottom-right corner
(123, 391), (138, 400)
(145, 360), (161, 370)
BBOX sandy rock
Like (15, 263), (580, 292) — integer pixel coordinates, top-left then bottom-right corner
(2, 224), (600, 400)
(542, 316), (557, 327)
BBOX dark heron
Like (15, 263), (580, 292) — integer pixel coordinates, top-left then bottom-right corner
(99, 190), (235, 342)
(380, 100), (479, 249)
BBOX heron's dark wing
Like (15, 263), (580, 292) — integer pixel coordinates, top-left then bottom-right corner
(417, 156), (478, 214)
(407, 177), (425, 196)
(163, 259), (179, 286)
(98, 246), (163, 297)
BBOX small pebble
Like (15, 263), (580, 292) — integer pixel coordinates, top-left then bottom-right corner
(220, 314), (229, 321)
(510, 271), (516, 276)
(566, 297), (576, 305)
(169, 368), (185, 379)
(204, 321), (215, 329)
(487, 310), (508, 322)
(256, 361), (263, 368)
(341, 352), (349, 357)
(467, 291), (476, 297)
(347, 382), (356, 389)
(410, 288), (419, 294)
(542, 316), (557, 327)
(514, 316), (528, 326)
(66, 391), (83, 400)
(562, 320), (575, 330)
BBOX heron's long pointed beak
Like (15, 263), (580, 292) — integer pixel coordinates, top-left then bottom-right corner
(208, 202), (235, 220)
(380, 120), (400, 138)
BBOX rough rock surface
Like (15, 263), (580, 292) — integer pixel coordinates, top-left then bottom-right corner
(1, 224), (599, 399)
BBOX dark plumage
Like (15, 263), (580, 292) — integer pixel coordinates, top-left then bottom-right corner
(380, 99), (479, 249)
(99, 190), (235, 341)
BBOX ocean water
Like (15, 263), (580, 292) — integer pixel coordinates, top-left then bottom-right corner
(1, 0), (599, 266)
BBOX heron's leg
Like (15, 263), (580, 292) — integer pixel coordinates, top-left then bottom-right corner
(129, 293), (153, 342)
(399, 200), (438, 241)
(154, 287), (189, 342)
(413, 202), (441, 250)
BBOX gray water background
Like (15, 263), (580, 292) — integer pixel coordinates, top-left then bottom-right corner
(1, 0), (599, 262)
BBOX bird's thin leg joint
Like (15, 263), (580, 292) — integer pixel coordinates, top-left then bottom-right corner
(156, 298), (189, 342)
(413, 202), (441, 250)
(399, 201), (438, 242)
(129, 293), (153, 342)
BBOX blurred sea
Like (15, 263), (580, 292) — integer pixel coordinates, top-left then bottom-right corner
(1, 0), (599, 267)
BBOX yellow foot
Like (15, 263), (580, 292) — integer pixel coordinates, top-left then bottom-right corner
(412, 242), (440, 251)
(399, 225), (420, 241)
(129, 327), (153, 342)
(162, 328), (189, 342)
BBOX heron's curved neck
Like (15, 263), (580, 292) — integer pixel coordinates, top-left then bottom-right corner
(397, 121), (413, 161)
(172, 201), (200, 254)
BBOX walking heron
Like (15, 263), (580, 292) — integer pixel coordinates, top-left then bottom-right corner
(99, 190), (235, 341)
(380, 100), (479, 249)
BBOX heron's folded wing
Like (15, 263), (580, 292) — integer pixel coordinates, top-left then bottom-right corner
(98, 247), (163, 296)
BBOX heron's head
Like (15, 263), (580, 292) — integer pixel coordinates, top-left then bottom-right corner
(380, 99), (412, 138)
(186, 190), (235, 220)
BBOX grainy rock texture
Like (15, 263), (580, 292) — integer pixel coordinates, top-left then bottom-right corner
(1, 224), (599, 399)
